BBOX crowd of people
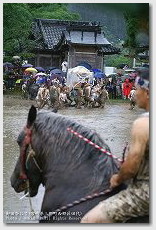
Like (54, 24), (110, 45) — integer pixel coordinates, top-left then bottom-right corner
(3, 60), (139, 110)
(3, 71), (137, 111)
(20, 75), (137, 110)
(32, 79), (109, 110)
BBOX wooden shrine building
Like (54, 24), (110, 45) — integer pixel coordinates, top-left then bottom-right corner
(32, 19), (120, 70)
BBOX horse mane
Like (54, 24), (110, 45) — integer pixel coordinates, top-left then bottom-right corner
(32, 110), (119, 191)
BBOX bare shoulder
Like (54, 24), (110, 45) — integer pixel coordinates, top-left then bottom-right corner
(132, 116), (149, 139)
(133, 116), (149, 128)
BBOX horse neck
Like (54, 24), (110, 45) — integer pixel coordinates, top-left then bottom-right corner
(32, 131), (103, 193)
(41, 150), (95, 192)
(31, 118), (118, 206)
(40, 155), (104, 211)
(41, 148), (113, 199)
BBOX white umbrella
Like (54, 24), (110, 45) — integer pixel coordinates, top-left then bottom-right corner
(35, 72), (47, 77)
(13, 56), (20, 59)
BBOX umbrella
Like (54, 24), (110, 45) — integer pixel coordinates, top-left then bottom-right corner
(35, 72), (47, 77)
(13, 56), (20, 59)
(25, 67), (38, 73)
(49, 69), (63, 83)
(15, 79), (23, 84)
(36, 75), (48, 84)
(92, 68), (102, 73)
(35, 67), (45, 72)
(94, 72), (106, 79)
(77, 61), (92, 70)
(3, 62), (14, 68)
(45, 67), (57, 73)
(22, 64), (33, 68)
(50, 68), (63, 75)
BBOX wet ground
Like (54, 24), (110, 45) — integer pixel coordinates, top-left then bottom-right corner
(3, 96), (143, 223)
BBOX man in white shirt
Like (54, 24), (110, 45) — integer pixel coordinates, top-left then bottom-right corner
(61, 60), (68, 77)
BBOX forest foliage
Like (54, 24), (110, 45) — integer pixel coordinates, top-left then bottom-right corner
(3, 3), (79, 60)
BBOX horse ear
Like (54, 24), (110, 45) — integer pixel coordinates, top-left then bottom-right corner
(27, 105), (37, 128)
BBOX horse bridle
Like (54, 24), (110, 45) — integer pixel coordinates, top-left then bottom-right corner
(26, 146), (43, 173)
(19, 126), (42, 181)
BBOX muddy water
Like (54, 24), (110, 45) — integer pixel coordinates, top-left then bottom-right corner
(3, 96), (143, 223)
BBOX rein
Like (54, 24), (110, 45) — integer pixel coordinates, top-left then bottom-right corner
(67, 127), (126, 163)
(53, 188), (113, 213)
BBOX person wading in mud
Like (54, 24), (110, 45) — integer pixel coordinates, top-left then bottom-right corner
(81, 68), (149, 223)
(128, 86), (136, 110)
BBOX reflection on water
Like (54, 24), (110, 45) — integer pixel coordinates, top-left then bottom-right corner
(3, 96), (143, 223)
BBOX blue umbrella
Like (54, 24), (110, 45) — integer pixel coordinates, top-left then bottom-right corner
(46, 67), (57, 74)
(92, 68), (102, 73)
(94, 72), (106, 79)
(3, 62), (14, 68)
(36, 77), (47, 84)
(22, 64), (33, 68)
(35, 67), (45, 72)
(77, 61), (92, 70)
(49, 69), (64, 83)
(50, 68), (63, 75)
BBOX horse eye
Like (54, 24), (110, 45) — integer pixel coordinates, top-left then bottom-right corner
(17, 131), (25, 146)
(17, 139), (21, 146)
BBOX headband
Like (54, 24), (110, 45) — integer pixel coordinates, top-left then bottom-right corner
(135, 76), (149, 90)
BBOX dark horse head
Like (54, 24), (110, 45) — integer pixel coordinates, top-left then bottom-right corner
(10, 105), (42, 197)
(11, 106), (148, 223)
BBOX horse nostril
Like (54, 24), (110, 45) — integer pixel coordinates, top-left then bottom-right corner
(16, 180), (29, 192)
(19, 185), (27, 192)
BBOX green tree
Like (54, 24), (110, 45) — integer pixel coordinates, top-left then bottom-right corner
(27, 3), (79, 20)
(3, 4), (32, 42)
(105, 54), (132, 68)
(3, 3), (33, 58)
(3, 3), (80, 60)
(123, 4), (149, 57)
(123, 12), (139, 57)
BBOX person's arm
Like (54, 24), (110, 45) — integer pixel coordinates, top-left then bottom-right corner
(106, 90), (109, 99)
(57, 87), (61, 101)
(128, 91), (131, 99)
(110, 116), (149, 187)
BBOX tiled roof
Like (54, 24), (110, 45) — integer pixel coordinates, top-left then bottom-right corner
(32, 20), (45, 49)
(43, 25), (64, 49)
(100, 45), (120, 54)
(36, 20), (66, 49)
(64, 31), (110, 45)
(32, 19), (119, 54)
